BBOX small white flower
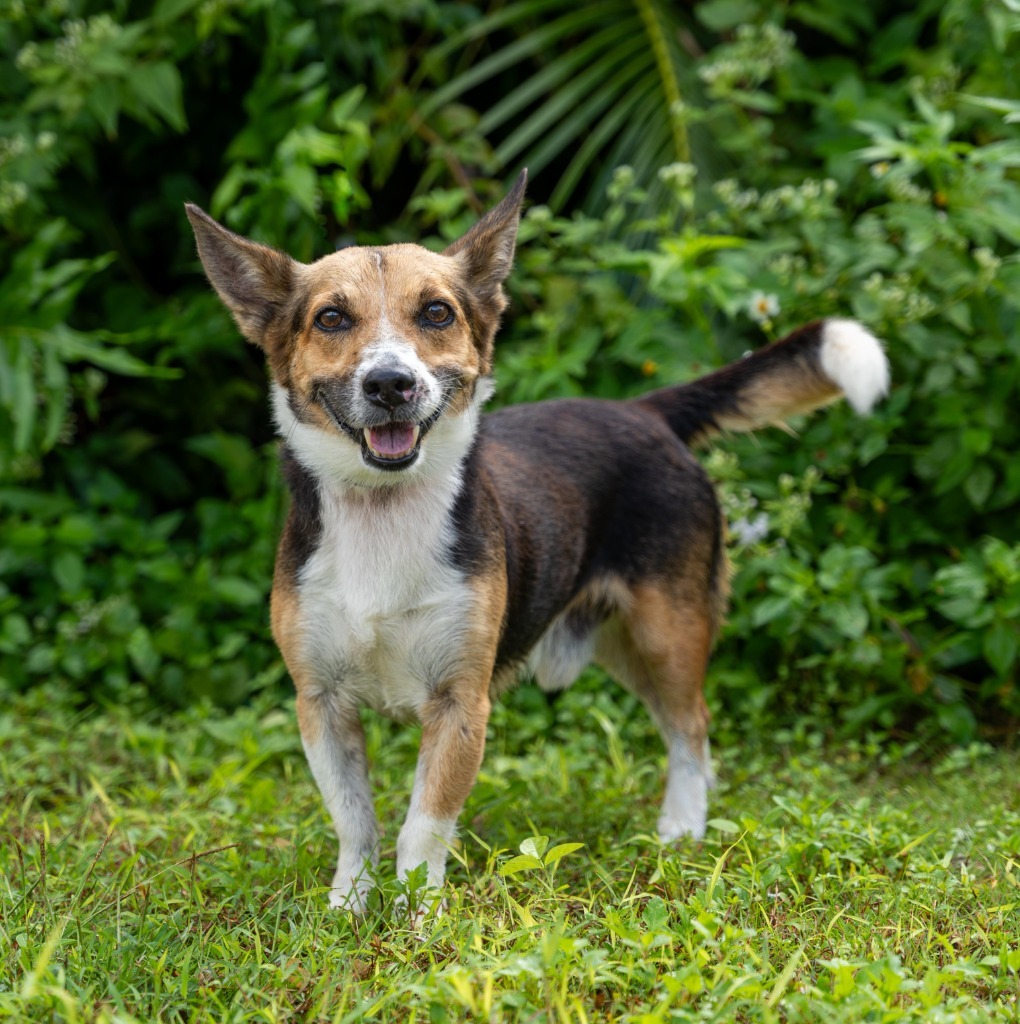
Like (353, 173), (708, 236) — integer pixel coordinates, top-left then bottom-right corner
(730, 513), (769, 546)
(974, 247), (1000, 273)
(658, 162), (697, 189)
(748, 291), (779, 322)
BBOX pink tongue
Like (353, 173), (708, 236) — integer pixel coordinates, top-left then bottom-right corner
(369, 423), (416, 457)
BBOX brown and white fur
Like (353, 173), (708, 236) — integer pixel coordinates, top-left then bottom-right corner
(186, 171), (890, 913)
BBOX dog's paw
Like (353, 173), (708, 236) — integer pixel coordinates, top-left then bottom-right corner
(658, 814), (706, 844)
(328, 864), (375, 914)
(328, 886), (371, 914)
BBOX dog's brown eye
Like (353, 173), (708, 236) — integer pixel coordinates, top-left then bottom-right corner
(421, 301), (454, 328)
(314, 308), (351, 331)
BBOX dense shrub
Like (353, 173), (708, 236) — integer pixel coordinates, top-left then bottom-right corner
(1, 0), (1017, 740)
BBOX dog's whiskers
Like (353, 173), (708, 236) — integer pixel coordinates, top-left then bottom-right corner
(284, 391), (316, 447)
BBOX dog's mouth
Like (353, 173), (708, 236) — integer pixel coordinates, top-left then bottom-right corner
(317, 389), (447, 472)
(362, 422), (421, 468)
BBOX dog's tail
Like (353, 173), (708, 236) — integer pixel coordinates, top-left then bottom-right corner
(636, 318), (890, 446)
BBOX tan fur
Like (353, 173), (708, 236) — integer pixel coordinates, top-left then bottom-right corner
(270, 571), (321, 742)
(418, 568), (506, 819)
(713, 371), (840, 438)
(597, 581), (713, 745)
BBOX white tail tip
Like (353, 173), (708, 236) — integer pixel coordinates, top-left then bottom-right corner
(819, 318), (891, 414)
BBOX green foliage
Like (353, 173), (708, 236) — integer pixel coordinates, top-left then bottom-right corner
(1, 0), (1018, 743)
(0, 437), (285, 707)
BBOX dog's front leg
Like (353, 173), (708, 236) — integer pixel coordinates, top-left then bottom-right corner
(396, 682), (491, 895)
(296, 691), (378, 913)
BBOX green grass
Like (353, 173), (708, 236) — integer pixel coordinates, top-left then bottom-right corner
(2, 680), (1019, 1023)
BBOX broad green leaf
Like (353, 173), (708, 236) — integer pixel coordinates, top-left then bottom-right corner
(707, 818), (740, 834)
(52, 551), (85, 594)
(330, 85), (367, 124)
(47, 327), (173, 378)
(127, 626), (160, 681)
(752, 595), (792, 627)
(499, 854), (543, 876)
(520, 835), (549, 859)
(11, 340), (35, 454)
(696, 0), (759, 31)
(984, 620), (1018, 677)
(86, 80), (121, 138)
(544, 842), (584, 866)
(821, 600), (870, 640)
(132, 63), (187, 132)
(964, 465), (995, 509)
(153, 0), (203, 21)
(281, 164), (318, 216)
(213, 578), (263, 607)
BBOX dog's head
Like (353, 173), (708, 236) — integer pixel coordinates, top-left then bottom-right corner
(186, 171), (526, 488)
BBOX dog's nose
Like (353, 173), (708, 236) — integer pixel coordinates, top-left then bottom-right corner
(363, 366), (417, 410)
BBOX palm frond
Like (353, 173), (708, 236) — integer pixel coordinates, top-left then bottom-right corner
(418, 0), (705, 211)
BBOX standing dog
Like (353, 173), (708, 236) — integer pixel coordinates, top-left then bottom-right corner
(186, 170), (889, 912)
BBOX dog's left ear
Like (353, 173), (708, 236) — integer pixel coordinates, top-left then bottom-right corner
(444, 169), (527, 301)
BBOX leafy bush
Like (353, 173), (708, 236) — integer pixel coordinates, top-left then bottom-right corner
(1, 0), (1017, 741)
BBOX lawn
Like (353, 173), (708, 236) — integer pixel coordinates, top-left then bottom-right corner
(2, 680), (1018, 1023)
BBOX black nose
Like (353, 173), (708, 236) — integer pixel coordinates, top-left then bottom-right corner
(363, 366), (417, 410)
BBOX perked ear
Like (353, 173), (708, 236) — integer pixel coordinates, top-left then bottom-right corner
(185, 204), (297, 348)
(443, 169), (527, 298)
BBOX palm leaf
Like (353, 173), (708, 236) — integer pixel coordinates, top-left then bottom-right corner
(550, 71), (660, 209)
(418, 0), (705, 211)
(494, 36), (650, 166)
(477, 22), (646, 137)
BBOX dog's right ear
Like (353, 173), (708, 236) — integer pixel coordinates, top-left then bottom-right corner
(185, 204), (297, 348)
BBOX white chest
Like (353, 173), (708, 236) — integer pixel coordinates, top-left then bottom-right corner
(295, 485), (474, 719)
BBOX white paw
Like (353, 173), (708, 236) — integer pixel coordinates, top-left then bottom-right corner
(328, 886), (371, 914)
(660, 738), (709, 843)
(658, 813), (706, 843)
(328, 863), (374, 914)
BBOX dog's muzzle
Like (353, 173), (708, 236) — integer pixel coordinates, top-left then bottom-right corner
(317, 375), (447, 472)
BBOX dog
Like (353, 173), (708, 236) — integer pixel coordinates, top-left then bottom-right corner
(186, 169), (889, 913)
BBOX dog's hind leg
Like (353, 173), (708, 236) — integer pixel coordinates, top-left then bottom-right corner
(596, 581), (715, 841)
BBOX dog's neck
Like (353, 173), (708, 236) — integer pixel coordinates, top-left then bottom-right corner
(270, 378), (492, 506)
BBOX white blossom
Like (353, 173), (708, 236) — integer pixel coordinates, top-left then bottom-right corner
(730, 513), (769, 546)
(748, 291), (779, 322)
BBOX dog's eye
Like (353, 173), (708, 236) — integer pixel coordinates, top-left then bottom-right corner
(420, 301), (454, 328)
(314, 308), (352, 332)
